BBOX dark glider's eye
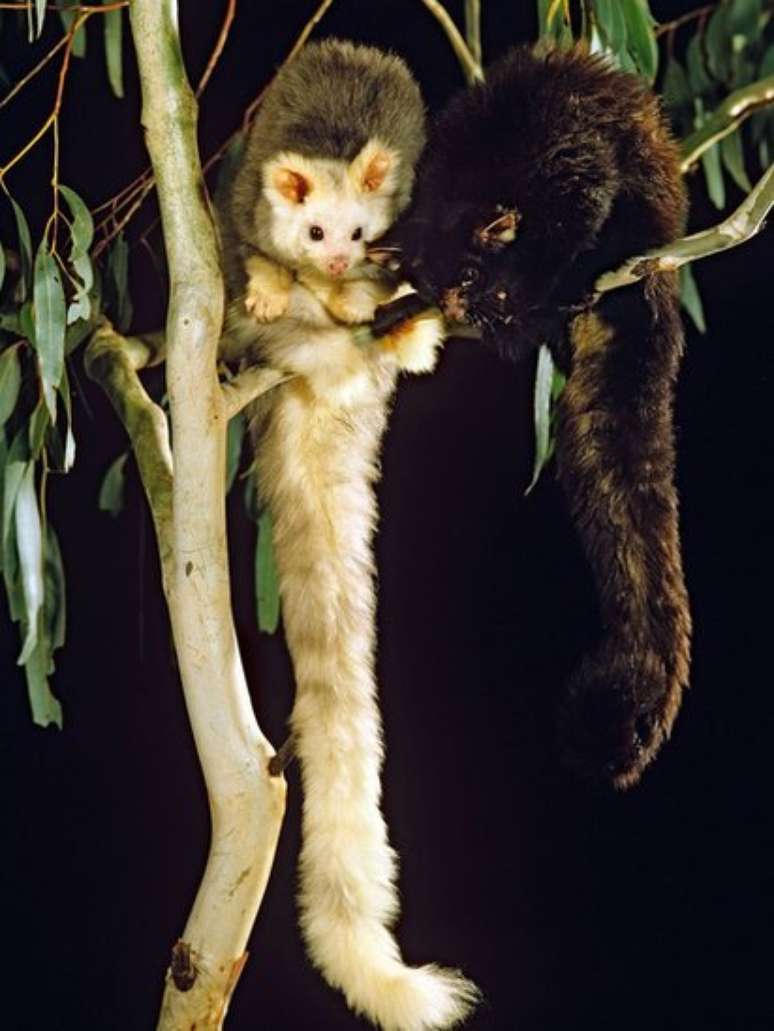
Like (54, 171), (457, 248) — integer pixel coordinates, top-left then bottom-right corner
(351, 227), (363, 241)
(461, 266), (479, 287)
(309, 225), (324, 241)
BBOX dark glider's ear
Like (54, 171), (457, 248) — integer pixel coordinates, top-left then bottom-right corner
(475, 208), (521, 249)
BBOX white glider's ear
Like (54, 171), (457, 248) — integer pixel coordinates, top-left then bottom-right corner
(475, 208), (521, 248)
(349, 139), (399, 196)
(263, 152), (318, 206)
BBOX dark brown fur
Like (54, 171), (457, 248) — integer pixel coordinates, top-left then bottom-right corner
(387, 45), (692, 787)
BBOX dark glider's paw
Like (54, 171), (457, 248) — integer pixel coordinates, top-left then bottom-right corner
(558, 648), (681, 790)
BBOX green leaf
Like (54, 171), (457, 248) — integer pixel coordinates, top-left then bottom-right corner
(706, 4), (732, 83)
(24, 635), (63, 728)
(107, 233), (133, 332)
(720, 129), (752, 191)
(28, 400), (50, 459)
(255, 509), (280, 633)
(60, 365), (75, 472)
(19, 300), (35, 344)
(60, 184), (94, 256)
(33, 242), (66, 418)
(226, 411), (245, 493)
(3, 457), (26, 550)
(98, 452), (128, 516)
(34, 0), (46, 38)
(662, 58), (692, 112)
(9, 196), (32, 300)
(103, 4), (124, 99)
(594, 0), (628, 54)
(623, 0), (658, 81)
(759, 43), (774, 79)
(680, 264), (707, 334)
(0, 345), (21, 427)
(43, 525), (66, 651)
(15, 462), (43, 665)
(537, 0), (553, 36)
(525, 344), (556, 496)
(60, 186), (94, 325)
(729, 0), (763, 41)
(686, 32), (714, 95)
(701, 141), (726, 208)
(58, 2), (87, 58)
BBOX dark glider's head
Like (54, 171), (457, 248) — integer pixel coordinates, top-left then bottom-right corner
(388, 45), (685, 359)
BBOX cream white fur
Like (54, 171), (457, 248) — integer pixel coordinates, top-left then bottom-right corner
(259, 144), (400, 281)
(222, 277), (478, 1029)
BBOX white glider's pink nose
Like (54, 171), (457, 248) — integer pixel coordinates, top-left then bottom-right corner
(327, 255), (349, 277)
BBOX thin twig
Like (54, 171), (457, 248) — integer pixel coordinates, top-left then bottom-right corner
(0, 10), (84, 188)
(195, 0), (237, 98)
(654, 3), (716, 37)
(594, 162), (774, 295)
(0, 2), (128, 9)
(419, 0), (484, 84)
(0, 32), (69, 111)
(680, 75), (774, 171)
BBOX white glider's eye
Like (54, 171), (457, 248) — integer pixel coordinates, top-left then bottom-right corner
(309, 225), (324, 241)
(352, 227), (363, 241)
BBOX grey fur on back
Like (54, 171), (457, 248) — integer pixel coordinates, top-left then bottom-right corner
(221, 38), (425, 285)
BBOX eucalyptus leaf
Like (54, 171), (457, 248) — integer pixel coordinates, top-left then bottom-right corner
(33, 242), (66, 418)
(226, 411), (245, 493)
(680, 264), (707, 334)
(107, 234), (133, 332)
(720, 129), (752, 191)
(33, 0), (45, 39)
(255, 509), (280, 633)
(24, 636), (63, 729)
(662, 58), (692, 112)
(15, 462), (43, 665)
(9, 197), (32, 300)
(3, 458), (27, 549)
(594, 0), (628, 54)
(19, 301), (34, 344)
(525, 344), (555, 496)
(706, 5), (732, 83)
(701, 141), (726, 209)
(60, 365), (76, 472)
(623, 0), (658, 81)
(58, 2), (87, 58)
(28, 401), (50, 460)
(103, 4), (124, 99)
(686, 32), (714, 95)
(0, 345), (21, 427)
(98, 452), (128, 516)
(60, 185), (94, 256)
(729, 0), (763, 40)
(43, 525), (66, 651)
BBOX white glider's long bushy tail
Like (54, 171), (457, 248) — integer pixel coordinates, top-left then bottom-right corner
(260, 376), (478, 1030)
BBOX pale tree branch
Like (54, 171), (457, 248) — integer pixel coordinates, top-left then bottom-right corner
(594, 162), (774, 295)
(465, 0), (482, 68)
(680, 75), (774, 171)
(126, 2), (286, 1029)
(221, 366), (293, 420)
(84, 321), (173, 581)
(419, 0), (484, 84)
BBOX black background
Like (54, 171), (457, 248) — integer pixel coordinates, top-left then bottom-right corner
(1, 2), (772, 1028)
